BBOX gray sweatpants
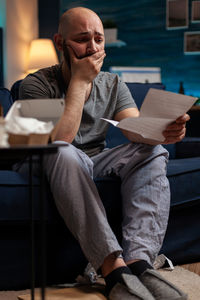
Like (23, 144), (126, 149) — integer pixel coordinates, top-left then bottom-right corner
(43, 141), (170, 271)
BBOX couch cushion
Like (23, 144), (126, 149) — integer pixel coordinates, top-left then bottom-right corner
(0, 171), (58, 221)
(106, 125), (129, 149)
(167, 157), (200, 206)
(176, 137), (200, 159)
(162, 144), (176, 159)
(0, 171), (38, 221)
(125, 82), (165, 109)
(160, 195), (200, 265)
(2, 156), (200, 221)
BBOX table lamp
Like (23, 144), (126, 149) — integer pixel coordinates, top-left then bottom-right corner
(27, 38), (59, 74)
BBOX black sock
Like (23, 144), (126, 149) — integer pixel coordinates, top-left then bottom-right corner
(104, 266), (132, 295)
(128, 260), (153, 277)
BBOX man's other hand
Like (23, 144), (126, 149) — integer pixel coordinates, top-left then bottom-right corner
(162, 113), (190, 144)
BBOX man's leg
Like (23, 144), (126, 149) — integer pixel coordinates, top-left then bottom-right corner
(120, 145), (170, 265)
(44, 142), (159, 299)
(92, 142), (170, 264)
(92, 142), (188, 299)
(43, 141), (123, 271)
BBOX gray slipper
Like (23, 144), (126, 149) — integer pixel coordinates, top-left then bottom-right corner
(109, 273), (155, 300)
(139, 269), (188, 300)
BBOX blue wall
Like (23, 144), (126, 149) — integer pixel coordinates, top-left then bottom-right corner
(0, 28), (3, 86)
(60, 0), (200, 96)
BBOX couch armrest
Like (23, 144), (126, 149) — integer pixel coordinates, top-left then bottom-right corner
(175, 137), (200, 158)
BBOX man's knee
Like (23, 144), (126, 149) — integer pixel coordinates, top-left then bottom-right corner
(139, 143), (169, 158)
(45, 141), (94, 176)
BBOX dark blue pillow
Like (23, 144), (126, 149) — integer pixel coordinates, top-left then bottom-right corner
(0, 88), (13, 116)
(125, 82), (165, 109)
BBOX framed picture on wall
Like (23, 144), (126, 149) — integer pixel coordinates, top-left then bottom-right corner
(191, 1), (200, 23)
(166, 0), (189, 29)
(184, 31), (200, 54)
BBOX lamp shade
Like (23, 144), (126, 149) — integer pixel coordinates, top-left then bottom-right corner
(27, 39), (59, 73)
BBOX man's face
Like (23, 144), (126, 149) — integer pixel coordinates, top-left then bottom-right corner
(62, 13), (105, 67)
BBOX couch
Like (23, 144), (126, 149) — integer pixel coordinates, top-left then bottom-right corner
(0, 83), (200, 290)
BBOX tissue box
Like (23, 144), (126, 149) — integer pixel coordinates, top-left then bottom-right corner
(5, 99), (65, 146)
(8, 133), (50, 146)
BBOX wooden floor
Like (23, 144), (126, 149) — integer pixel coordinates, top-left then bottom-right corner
(181, 262), (200, 275)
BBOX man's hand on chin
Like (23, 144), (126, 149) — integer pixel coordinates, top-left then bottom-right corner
(68, 46), (106, 83)
(162, 113), (190, 144)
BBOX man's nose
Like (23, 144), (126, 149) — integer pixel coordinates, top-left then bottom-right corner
(86, 40), (98, 54)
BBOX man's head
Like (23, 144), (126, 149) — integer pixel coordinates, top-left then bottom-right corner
(54, 7), (105, 67)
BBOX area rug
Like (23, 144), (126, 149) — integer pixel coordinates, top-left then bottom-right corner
(0, 266), (199, 300)
(159, 266), (200, 300)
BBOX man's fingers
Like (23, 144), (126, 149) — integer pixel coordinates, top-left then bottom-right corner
(69, 49), (106, 81)
(91, 50), (105, 58)
(67, 45), (77, 61)
(164, 122), (185, 131)
(88, 50), (106, 63)
(162, 113), (188, 144)
(163, 132), (186, 144)
(82, 51), (106, 72)
(176, 114), (190, 123)
(95, 52), (106, 66)
(165, 114), (189, 130)
(163, 127), (186, 138)
(163, 127), (186, 144)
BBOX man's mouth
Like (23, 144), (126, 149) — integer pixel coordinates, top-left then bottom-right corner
(78, 53), (93, 59)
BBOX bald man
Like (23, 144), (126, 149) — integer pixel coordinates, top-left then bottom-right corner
(19, 7), (188, 300)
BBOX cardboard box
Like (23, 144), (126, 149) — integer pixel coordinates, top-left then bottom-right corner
(8, 133), (50, 146)
(5, 99), (65, 146)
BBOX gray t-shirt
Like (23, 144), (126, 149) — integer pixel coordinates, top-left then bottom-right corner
(19, 64), (137, 156)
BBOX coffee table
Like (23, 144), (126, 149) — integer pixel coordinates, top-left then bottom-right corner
(0, 144), (66, 300)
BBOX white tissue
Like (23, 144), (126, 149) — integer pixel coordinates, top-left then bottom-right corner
(5, 116), (54, 135)
(0, 118), (9, 147)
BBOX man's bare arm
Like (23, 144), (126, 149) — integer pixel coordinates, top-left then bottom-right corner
(51, 47), (106, 142)
(51, 79), (90, 142)
(114, 107), (140, 141)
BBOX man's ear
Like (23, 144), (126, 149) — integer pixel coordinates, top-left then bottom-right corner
(54, 33), (63, 51)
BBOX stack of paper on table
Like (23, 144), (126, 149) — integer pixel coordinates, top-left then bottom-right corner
(102, 88), (197, 145)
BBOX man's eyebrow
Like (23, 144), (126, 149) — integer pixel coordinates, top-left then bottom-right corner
(95, 31), (104, 36)
(74, 31), (104, 36)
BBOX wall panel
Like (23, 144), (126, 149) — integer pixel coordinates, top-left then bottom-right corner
(60, 0), (200, 96)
